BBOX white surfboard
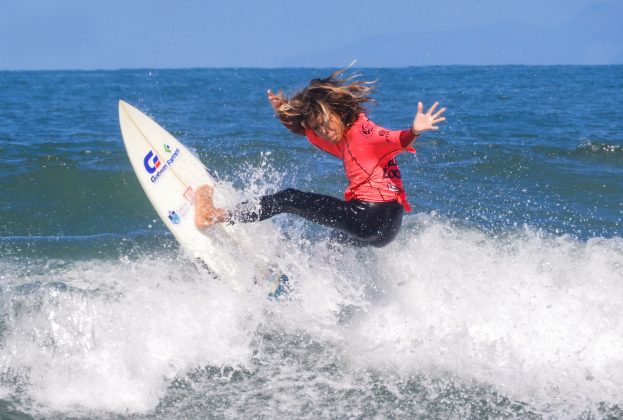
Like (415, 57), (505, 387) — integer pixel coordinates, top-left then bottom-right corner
(119, 100), (290, 297)
(118, 100), (248, 287)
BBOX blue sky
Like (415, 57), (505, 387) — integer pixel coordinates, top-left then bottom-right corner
(1, 0), (621, 70)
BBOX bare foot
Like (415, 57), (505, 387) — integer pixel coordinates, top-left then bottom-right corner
(194, 185), (229, 228)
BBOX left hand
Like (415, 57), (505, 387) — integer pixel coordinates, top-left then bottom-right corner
(267, 89), (285, 113)
(412, 101), (446, 135)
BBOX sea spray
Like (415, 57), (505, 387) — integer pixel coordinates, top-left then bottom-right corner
(1, 214), (622, 417)
(347, 216), (623, 415)
(1, 66), (622, 418)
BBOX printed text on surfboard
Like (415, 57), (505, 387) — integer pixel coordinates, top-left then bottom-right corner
(143, 148), (181, 183)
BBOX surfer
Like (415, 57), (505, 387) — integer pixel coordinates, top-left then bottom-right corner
(195, 66), (446, 247)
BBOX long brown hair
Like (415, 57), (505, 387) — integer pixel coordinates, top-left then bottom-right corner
(275, 65), (376, 134)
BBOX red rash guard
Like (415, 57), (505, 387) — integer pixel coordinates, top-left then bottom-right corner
(305, 113), (416, 212)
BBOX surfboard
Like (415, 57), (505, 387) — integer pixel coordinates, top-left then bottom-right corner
(118, 100), (241, 284)
(118, 101), (289, 296)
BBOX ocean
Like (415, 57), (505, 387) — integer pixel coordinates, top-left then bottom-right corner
(0, 66), (622, 419)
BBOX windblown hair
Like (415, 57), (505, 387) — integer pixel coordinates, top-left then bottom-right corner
(275, 65), (376, 134)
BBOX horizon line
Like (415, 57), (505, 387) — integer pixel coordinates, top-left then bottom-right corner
(1, 63), (622, 73)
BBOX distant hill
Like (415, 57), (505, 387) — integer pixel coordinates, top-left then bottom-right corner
(283, 2), (623, 66)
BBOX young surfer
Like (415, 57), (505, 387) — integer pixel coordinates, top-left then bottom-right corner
(195, 67), (446, 247)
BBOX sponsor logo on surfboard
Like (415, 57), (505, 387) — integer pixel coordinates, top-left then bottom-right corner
(168, 210), (181, 224)
(143, 150), (161, 174)
(164, 143), (172, 153)
(143, 148), (182, 183)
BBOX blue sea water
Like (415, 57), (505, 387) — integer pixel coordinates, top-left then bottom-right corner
(0, 66), (622, 418)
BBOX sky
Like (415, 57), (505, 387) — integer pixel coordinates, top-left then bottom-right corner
(0, 0), (621, 70)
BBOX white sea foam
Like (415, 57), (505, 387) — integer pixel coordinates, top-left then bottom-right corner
(0, 257), (265, 414)
(0, 213), (622, 417)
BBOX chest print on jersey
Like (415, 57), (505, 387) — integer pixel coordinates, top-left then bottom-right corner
(360, 122), (374, 137)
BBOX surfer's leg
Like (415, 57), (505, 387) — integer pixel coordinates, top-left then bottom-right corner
(233, 188), (403, 247)
(233, 189), (349, 225)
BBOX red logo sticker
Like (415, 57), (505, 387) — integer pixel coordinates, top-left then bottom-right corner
(183, 186), (194, 204)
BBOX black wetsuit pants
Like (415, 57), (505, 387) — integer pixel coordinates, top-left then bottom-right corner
(233, 188), (403, 247)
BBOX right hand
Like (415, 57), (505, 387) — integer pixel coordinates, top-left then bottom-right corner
(267, 89), (284, 113)
(411, 101), (446, 135)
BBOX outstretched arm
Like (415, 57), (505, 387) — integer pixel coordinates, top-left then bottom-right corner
(267, 89), (305, 135)
(402, 101), (446, 148)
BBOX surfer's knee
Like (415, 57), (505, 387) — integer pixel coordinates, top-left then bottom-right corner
(362, 221), (402, 248)
(330, 227), (400, 248)
(368, 232), (398, 248)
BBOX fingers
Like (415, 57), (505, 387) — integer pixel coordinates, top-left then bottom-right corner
(427, 101), (439, 115)
(417, 100), (447, 128)
(429, 116), (446, 130)
(433, 107), (446, 119)
(268, 88), (284, 97)
(267, 89), (284, 112)
(418, 101), (446, 119)
(267, 89), (279, 100)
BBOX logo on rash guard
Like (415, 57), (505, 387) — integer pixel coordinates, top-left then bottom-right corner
(387, 183), (401, 192)
(143, 150), (161, 174)
(383, 158), (401, 179)
(361, 122), (374, 137)
(378, 129), (392, 142)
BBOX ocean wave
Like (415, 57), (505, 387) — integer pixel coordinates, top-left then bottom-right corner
(0, 216), (621, 418)
(575, 139), (623, 156)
